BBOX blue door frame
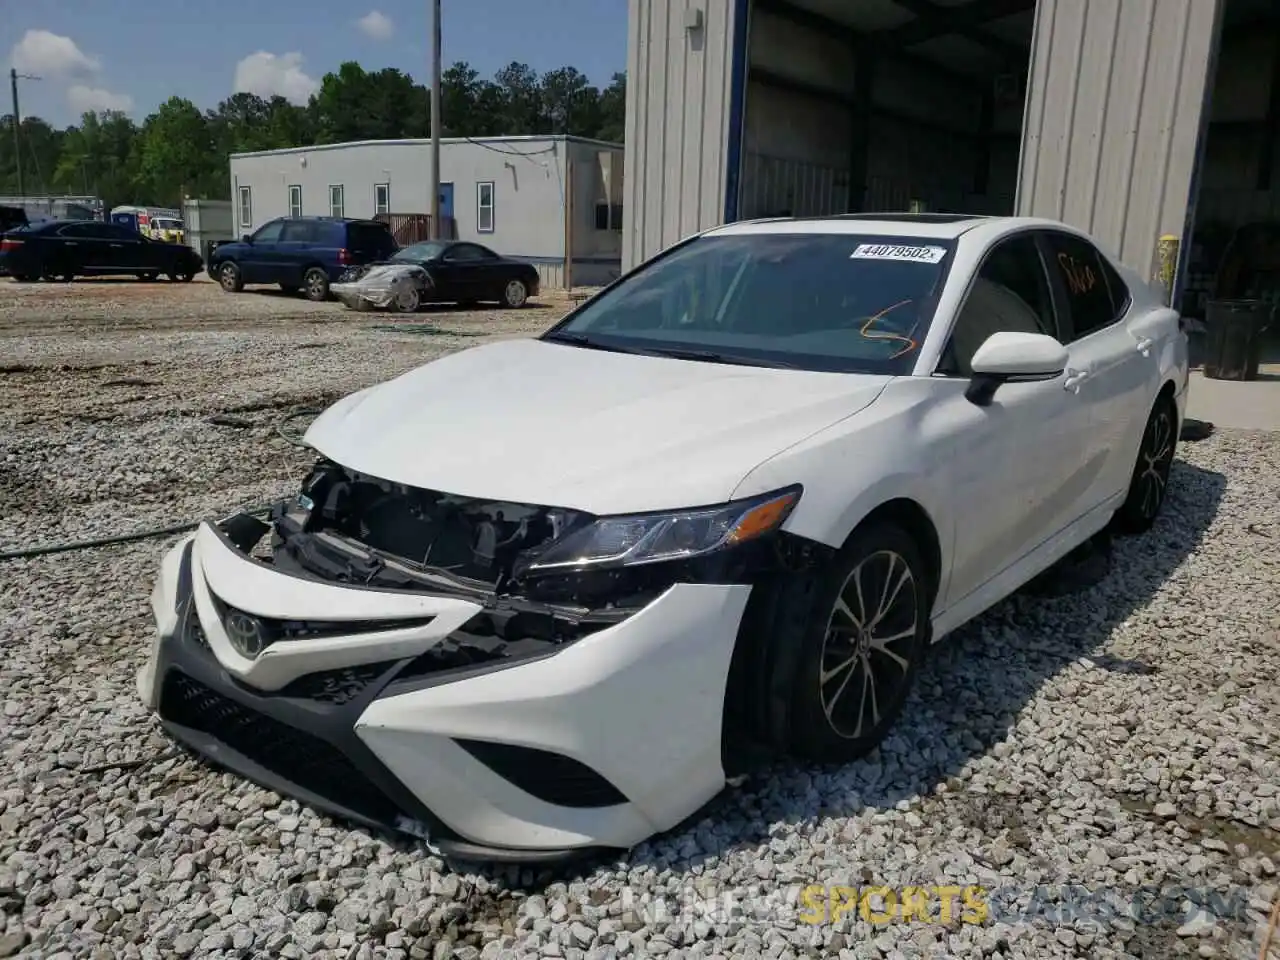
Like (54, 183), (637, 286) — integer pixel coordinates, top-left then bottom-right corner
(438, 182), (454, 220)
(723, 0), (752, 224)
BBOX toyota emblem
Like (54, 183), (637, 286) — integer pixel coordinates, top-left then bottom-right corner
(224, 610), (269, 659)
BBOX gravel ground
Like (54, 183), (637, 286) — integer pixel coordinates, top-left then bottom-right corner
(1, 277), (1278, 960)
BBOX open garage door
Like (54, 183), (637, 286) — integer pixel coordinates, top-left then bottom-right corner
(736, 0), (1038, 222)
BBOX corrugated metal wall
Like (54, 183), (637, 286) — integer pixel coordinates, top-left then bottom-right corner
(1016, 0), (1224, 275)
(622, 0), (743, 271)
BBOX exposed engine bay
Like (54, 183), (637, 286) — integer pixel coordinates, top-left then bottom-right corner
(275, 458), (586, 592)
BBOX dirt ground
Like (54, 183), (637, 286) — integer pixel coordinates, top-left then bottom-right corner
(0, 276), (574, 547)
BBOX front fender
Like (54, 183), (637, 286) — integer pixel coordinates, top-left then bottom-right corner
(731, 379), (955, 606)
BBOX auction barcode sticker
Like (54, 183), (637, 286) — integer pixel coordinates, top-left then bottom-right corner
(850, 243), (947, 264)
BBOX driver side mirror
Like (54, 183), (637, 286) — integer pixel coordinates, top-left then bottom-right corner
(241, 234), (253, 244)
(965, 331), (1068, 407)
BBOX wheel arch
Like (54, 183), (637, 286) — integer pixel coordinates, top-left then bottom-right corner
(781, 470), (951, 610)
(852, 498), (944, 608)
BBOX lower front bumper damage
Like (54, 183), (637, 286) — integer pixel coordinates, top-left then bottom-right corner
(140, 518), (751, 861)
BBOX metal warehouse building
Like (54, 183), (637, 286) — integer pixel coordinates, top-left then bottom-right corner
(230, 135), (625, 288)
(623, 0), (1280, 313)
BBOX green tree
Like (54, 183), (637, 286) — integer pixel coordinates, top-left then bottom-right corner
(596, 72), (627, 143)
(311, 62), (429, 143)
(493, 62), (545, 135)
(541, 67), (598, 136)
(137, 97), (218, 204)
(52, 111), (139, 205)
(0, 116), (64, 195)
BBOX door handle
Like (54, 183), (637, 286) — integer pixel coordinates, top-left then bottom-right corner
(1135, 336), (1154, 356)
(1063, 368), (1090, 393)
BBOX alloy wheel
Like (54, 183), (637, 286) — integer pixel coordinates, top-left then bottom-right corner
(504, 280), (527, 307)
(219, 265), (237, 291)
(1137, 408), (1174, 520)
(306, 270), (327, 300)
(819, 549), (919, 739)
(394, 287), (420, 313)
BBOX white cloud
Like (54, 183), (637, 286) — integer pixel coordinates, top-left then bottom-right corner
(67, 85), (134, 114)
(357, 10), (394, 40)
(10, 29), (100, 79)
(233, 51), (318, 105)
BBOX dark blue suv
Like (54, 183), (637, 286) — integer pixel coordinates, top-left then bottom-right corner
(210, 216), (397, 301)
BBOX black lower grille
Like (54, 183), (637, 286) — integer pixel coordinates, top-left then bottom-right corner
(159, 671), (403, 825)
(277, 662), (396, 704)
(454, 738), (628, 808)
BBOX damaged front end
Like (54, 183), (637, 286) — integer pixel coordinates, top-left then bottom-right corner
(262, 457), (807, 647)
(139, 454), (823, 857)
(331, 263), (431, 312)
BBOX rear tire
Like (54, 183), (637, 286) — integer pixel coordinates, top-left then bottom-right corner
(303, 267), (329, 302)
(1112, 393), (1177, 534)
(774, 521), (929, 764)
(169, 268), (194, 282)
(218, 262), (244, 292)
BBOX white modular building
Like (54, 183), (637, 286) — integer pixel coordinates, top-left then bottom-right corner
(229, 135), (625, 288)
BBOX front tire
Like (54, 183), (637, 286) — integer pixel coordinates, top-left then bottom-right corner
(1112, 393), (1177, 534)
(392, 286), (421, 313)
(501, 279), (528, 308)
(303, 267), (330, 302)
(218, 262), (244, 292)
(782, 521), (929, 764)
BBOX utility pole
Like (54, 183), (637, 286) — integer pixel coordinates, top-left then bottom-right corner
(430, 0), (442, 239)
(10, 68), (22, 199)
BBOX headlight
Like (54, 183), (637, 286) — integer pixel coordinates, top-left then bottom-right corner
(525, 487), (801, 573)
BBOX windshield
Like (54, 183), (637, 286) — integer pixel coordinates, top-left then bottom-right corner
(154, 219), (183, 230)
(544, 232), (956, 374)
(393, 241), (445, 262)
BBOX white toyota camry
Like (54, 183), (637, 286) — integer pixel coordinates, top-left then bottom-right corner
(137, 214), (1189, 862)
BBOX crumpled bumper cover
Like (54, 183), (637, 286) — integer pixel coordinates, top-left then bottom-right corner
(139, 519), (751, 861)
(332, 264), (429, 310)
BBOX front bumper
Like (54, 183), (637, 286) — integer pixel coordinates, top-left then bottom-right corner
(139, 520), (750, 860)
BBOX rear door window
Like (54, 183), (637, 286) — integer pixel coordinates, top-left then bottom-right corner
(347, 222), (395, 255)
(446, 243), (492, 261)
(280, 220), (315, 243)
(1041, 231), (1126, 340)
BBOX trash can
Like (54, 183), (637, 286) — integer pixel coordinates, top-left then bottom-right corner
(1202, 299), (1272, 381)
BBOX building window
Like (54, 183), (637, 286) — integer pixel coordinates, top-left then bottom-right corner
(329, 184), (344, 218)
(288, 184), (302, 218)
(594, 202), (624, 232)
(375, 183), (390, 216)
(238, 186), (252, 228)
(477, 181), (495, 233)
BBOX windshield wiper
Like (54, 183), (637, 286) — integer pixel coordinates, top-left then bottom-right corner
(639, 347), (798, 369)
(542, 332), (651, 355)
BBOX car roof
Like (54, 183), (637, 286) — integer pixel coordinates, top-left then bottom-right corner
(707, 213), (1066, 241)
(282, 216), (385, 226)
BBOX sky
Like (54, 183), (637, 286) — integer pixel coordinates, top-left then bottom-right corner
(4, 0), (628, 128)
